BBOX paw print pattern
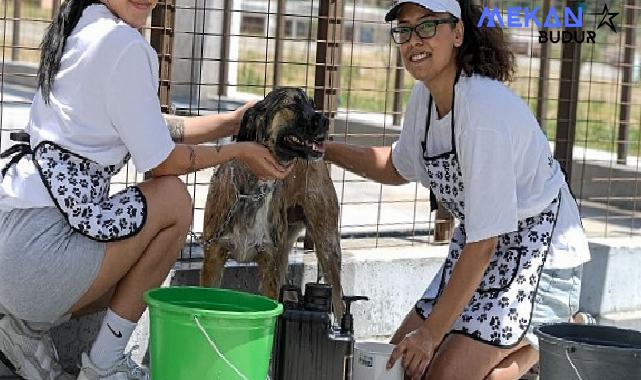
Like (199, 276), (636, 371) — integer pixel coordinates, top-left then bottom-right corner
(490, 316), (501, 330)
(501, 326), (513, 341)
(519, 318), (529, 331)
(421, 144), (560, 347)
(425, 157), (465, 221)
(33, 141), (146, 242)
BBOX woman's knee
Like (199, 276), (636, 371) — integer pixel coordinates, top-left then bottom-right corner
(141, 176), (192, 227)
(483, 344), (538, 380)
(485, 367), (513, 380)
(163, 176), (192, 226)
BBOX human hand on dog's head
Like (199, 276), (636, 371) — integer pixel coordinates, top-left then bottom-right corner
(228, 101), (257, 136)
(236, 88), (329, 163)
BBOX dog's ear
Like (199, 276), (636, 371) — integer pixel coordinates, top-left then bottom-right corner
(258, 90), (285, 142)
(315, 111), (329, 133)
(294, 88), (314, 108)
(236, 101), (266, 142)
(236, 106), (255, 142)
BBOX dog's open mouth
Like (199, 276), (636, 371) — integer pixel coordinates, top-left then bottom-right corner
(283, 134), (326, 157)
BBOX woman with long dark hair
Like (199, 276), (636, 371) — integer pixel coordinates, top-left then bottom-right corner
(0, 1), (290, 379)
(325, 0), (590, 378)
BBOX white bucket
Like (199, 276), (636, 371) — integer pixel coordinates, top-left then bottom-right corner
(353, 341), (404, 380)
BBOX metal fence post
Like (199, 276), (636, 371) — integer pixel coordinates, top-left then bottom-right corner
(219, 0), (232, 97)
(308, 0), (343, 251)
(150, 0), (176, 113)
(616, 0), (637, 164)
(536, 0), (552, 131)
(313, 0), (343, 123)
(12, 0), (21, 61)
(392, 49), (404, 127)
(52, 0), (60, 17)
(273, 0), (286, 88)
(146, 0), (175, 181)
(554, 0), (582, 183)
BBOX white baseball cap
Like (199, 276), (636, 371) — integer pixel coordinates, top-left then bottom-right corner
(385, 0), (461, 22)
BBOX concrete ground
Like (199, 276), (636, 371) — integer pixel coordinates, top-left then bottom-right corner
(2, 239), (640, 379)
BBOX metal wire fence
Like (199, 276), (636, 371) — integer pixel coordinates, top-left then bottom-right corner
(1, 0), (640, 260)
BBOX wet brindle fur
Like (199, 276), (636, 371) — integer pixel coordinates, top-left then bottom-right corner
(200, 87), (344, 317)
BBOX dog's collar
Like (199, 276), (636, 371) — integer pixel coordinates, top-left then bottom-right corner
(237, 180), (276, 202)
(200, 172), (276, 249)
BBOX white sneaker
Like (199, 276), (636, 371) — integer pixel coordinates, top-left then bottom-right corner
(0, 313), (74, 380)
(77, 350), (149, 380)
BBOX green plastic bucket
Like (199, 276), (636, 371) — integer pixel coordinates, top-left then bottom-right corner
(144, 287), (283, 380)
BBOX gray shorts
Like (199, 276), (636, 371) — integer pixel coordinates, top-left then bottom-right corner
(0, 207), (105, 324)
(524, 265), (582, 350)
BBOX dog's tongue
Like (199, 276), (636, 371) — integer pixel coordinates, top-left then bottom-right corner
(312, 142), (326, 153)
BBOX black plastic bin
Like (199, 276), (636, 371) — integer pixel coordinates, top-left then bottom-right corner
(535, 323), (641, 380)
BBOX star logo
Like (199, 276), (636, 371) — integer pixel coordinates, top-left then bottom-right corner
(589, 4), (619, 33)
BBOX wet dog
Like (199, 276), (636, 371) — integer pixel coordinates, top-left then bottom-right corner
(200, 87), (344, 317)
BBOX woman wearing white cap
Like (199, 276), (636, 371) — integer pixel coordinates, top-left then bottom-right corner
(325, 0), (591, 379)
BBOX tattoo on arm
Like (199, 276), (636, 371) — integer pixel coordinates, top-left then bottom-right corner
(214, 145), (222, 153)
(165, 115), (185, 142)
(187, 145), (197, 172)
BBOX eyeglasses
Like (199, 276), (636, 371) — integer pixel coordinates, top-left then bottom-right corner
(390, 17), (458, 44)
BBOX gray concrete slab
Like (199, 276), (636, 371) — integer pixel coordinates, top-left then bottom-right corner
(600, 310), (641, 331)
(581, 239), (641, 316)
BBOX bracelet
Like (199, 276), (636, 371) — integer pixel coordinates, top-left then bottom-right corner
(187, 145), (196, 172)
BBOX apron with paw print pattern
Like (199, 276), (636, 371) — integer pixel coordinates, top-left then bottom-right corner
(415, 85), (560, 347)
(1, 134), (146, 242)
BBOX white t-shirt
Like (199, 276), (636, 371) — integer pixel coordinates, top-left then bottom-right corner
(0, 4), (174, 210)
(392, 75), (590, 269)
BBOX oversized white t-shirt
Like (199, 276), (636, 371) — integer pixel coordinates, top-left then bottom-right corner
(392, 75), (590, 269)
(0, 4), (174, 210)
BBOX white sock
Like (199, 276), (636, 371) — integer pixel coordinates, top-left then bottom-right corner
(89, 309), (137, 370)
